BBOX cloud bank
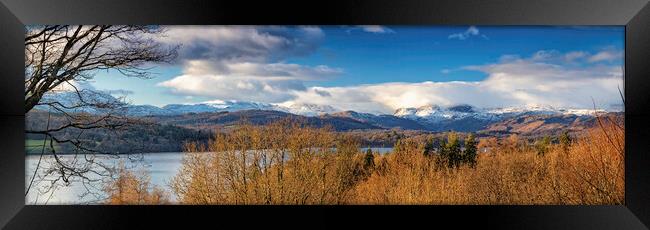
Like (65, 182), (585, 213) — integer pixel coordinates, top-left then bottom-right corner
(158, 60), (342, 102)
(156, 26), (343, 102)
(284, 50), (624, 114)
(155, 26), (623, 114)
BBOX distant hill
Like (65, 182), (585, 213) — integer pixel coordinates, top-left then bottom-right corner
(323, 111), (428, 130)
(480, 112), (622, 137)
(149, 110), (383, 131)
(144, 108), (618, 137)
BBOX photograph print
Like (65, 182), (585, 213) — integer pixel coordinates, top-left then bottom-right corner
(24, 25), (624, 205)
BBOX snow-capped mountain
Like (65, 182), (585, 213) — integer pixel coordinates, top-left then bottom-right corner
(32, 91), (620, 135)
(123, 105), (173, 116)
(34, 91), (342, 117)
(156, 101), (338, 116)
(36, 90), (608, 126)
(277, 103), (338, 116)
(393, 104), (604, 124)
(161, 100), (279, 115)
(486, 104), (603, 116)
(390, 104), (614, 132)
(394, 104), (498, 123)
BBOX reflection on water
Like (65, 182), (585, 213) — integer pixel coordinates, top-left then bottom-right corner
(25, 147), (393, 204)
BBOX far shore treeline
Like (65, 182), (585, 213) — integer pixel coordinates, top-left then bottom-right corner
(25, 109), (619, 155)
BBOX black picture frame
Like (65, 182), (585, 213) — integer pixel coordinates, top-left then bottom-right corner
(1, 0), (649, 229)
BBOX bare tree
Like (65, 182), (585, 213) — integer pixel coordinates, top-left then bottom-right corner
(24, 25), (177, 201)
(25, 25), (176, 112)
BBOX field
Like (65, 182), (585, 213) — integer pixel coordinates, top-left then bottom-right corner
(25, 139), (59, 155)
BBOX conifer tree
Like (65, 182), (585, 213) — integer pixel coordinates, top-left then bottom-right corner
(535, 135), (552, 155)
(463, 133), (478, 167)
(559, 130), (571, 153)
(436, 137), (449, 168)
(446, 132), (461, 168)
(423, 137), (435, 157)
(364, 148), (375, 171)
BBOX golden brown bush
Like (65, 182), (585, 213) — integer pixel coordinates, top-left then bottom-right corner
(170, 116), (623, 205)
(170, 121), (366, 204)
(104, 162), (169, 205)
(352, 115), (623, 205)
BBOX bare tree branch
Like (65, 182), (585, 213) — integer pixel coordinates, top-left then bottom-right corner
(24, 25), (178, 201)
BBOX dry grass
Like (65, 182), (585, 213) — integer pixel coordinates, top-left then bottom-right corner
(162, 115), (623, 205)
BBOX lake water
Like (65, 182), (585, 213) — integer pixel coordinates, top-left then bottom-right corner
(25, 147), (393, 204)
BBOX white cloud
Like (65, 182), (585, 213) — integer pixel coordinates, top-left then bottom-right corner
(588, 50), (623, 62)
(357, 25), (394, 33)
(288, 81), (492, 114)
(181, 60), (342, 80)
(531, 50), (560, 61)
(283, 50), (624, 114)
(448, 26), (486, 40)
(158, 60), (342, 103)
(155, 27), (623, 114)
(159, 74), (304, 102)
(156, 26), (344, 103)
(522, 49), (621, 64)
(157, 26), (325, 64)
(564, 51), (588, 62)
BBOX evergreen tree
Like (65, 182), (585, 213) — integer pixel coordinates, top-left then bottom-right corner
(559, 131), (571, 152)
(423, 137), (435, 157)
(535, 135), (552, 155)
(463, 133), (478, 167)
(446, 132), (461, 168)
(364, 148), (375, 171)
(436, 137), (449, 168)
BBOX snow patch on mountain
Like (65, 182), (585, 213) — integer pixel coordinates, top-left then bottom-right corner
(394, 104), (497, 123)
(36, 91), (609, 120)
(276, 103), (338, 116)
(393, 104), (606, 124)
(160, 100), (278, 115)
(486, 104), (606, 116)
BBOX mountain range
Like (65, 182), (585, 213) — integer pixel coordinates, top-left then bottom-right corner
(35, 90), (618, 136)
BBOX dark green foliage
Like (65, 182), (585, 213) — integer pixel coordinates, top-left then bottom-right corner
(559, 130), (572, 152)
(423, 137), (435, 157)
(446, 133), (462, 168)
(436, 133), (460, 168)
(362, 148), (375, 177)
(26, 111), (211, 154)
(463, 133), (478, 167)
(535, 135), (552, 155)
(436, 132), (478, 169)
(436, 137), (449, 168)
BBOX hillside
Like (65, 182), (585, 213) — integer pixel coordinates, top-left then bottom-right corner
(480, 113), (621, 137)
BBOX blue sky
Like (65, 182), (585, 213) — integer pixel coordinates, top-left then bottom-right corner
(88, 26), (624, 114)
